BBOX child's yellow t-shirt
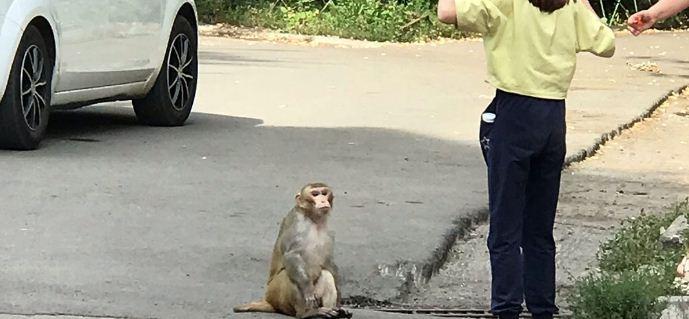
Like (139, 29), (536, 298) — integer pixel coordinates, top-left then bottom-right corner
(454, 0), (616, 99)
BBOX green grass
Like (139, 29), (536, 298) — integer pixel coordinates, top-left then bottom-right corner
(568, 200), (689, 319)
(569, 269), (669, 319)
(597, 208), (685, 274)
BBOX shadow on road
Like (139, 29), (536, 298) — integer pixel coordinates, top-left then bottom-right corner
(200, 51), (282, 66)
(46, 104), (264, 144)
(0, 104), (487, 319)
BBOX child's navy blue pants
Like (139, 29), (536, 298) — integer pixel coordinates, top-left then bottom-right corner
(479, 90), (566, 317)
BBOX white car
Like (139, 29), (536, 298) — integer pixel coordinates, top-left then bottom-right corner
(0, 0), (198, 150)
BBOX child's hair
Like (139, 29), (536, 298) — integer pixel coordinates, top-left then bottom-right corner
(529, 0), (571, 12)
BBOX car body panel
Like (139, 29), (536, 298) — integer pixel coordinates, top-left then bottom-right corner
(51, 0), (163, 92)
(0, 0), (196, 107)
(0, 15), (22, 101)
(0, 0), (57, 101)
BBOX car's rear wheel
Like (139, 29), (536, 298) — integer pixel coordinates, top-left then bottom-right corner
(0, 26), (52, 150)
(133, 15), (197, 126)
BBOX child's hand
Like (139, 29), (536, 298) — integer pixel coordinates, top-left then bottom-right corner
(627, 11), (657, 36)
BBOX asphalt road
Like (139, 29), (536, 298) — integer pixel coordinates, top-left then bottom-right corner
(0, 31), (687, 319)
(0, 106), (486, 319)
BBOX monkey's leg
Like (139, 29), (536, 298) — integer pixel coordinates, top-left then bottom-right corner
(312, 271), (352, 319)
(264, 270), (301, 316)
(314, 270), (337, 308)
(267, 270), (346, 319)
(264, 269), (316, 318)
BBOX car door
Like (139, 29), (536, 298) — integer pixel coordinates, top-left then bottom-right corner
(106, 0), (164, 76)
(51, 0), (163, 92)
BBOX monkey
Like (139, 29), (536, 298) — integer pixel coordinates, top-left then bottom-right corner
(234, 183), (352, 319)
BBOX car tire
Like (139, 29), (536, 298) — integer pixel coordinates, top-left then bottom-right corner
(133, 15), (198, 126)
(0, 25), (53, 150)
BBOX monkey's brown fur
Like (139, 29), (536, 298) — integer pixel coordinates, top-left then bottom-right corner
(234, 183), (351, 319)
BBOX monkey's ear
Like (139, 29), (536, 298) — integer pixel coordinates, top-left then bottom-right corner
(295, 193), (308, 209)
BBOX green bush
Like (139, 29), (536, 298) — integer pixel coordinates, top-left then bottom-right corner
(569, 268), (668, 319)
(196, 0), (233, 24)
(195, 0), (461, 42)
(569, 200), (689, 319)
(597, 210), (684, 274)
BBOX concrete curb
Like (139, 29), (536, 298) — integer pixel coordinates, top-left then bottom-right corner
(564, 85), (689, 167)
(420, 208), (490, 283)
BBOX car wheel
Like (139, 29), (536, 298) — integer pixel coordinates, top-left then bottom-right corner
(133, 15), (197, 126)
(0, 25), (53, 150)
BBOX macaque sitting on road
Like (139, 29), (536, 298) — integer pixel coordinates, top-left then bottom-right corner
(234, 183), (352, 319)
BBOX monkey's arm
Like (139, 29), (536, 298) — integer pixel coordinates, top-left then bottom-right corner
(284, 248), (318, 307)
(268, 215), (292, 280)
(267, 245), (284, 281)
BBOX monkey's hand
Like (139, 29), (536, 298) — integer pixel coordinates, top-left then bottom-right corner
(303, 288), (320, 309)
(299, 284), (320, 309)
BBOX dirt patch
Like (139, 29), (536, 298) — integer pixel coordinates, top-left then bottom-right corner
(199, 24), (480, 48)
(404, 90), (689, 308)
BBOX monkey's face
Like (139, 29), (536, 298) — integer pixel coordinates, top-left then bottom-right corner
(297, 185), (334, 217)
(309, 187), (332, 212)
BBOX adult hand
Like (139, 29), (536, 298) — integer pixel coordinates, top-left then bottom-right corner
(627, 10), (657, 36)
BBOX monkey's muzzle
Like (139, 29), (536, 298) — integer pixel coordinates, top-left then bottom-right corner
(315, 201), (331, 210)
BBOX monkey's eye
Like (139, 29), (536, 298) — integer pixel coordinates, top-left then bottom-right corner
(311, 191), (320, 197)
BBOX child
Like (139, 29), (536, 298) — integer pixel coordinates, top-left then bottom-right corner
(436, 0), (615, 318)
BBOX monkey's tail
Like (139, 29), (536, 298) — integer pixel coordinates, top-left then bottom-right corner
(233, 300), (276, 313)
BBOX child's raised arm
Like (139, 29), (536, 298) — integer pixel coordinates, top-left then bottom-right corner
(437, 0), (505, 35)
(575, 1), (615, 58)
(579, 0), (596, 14)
